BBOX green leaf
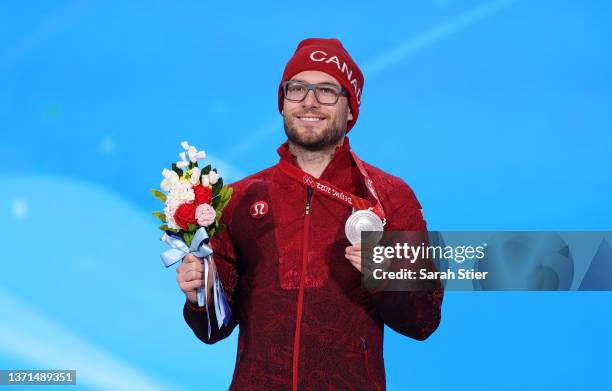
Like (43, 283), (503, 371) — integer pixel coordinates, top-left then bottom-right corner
(211, 193), (220, 209)
(183, 231), (194, 246)
(215, 223), (226, 236)
(202, 164), (212, 175)
(211, 183), (223, 209)
(221, 185), (233, 201)
(208, 221), (224, 238)
(152, 211), (166, 223)
(218, 185), (228, 197)
(160, 224), (178, 233)
(187, 223), (198, 232)
(213, 177), (224, 192)
(150, 189), (167, 203)
(216, 186), (233, 211)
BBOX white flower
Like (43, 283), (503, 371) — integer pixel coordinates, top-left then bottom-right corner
(176, 161), (189, 169)
(162, 169), (180, 186)
(179, 152), (187, 162)
(201, 173), (210, 187)
(160, 179), (171, 192)
(187, 146), (198, 163)
(164, 181), (195, 229)
(209, 171), (220, 185)
(190, 167), (201, 185)
(167, 171), (179, 185)
(197, 151), (206, 160)
(181, 141), (190, 150)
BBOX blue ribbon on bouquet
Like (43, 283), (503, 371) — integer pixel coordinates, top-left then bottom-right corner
(160, 227), (232, 338)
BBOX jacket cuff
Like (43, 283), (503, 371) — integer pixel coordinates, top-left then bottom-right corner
(185, 299), (206, 312)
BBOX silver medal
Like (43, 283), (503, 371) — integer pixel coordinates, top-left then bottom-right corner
(345, 209), (384, 245)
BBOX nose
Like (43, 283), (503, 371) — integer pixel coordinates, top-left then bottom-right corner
(301, 89), (319, 108)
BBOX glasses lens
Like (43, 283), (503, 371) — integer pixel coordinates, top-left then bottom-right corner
(315, 85), (341, 104)
(285, 82), (308, 101)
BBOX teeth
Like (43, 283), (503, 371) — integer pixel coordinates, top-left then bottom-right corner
(299, 117), (323, 121)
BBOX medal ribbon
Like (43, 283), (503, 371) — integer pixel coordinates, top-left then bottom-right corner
(278, 150), (385, 221)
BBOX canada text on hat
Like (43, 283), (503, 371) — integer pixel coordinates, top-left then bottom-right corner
(308, 50), (362, 104)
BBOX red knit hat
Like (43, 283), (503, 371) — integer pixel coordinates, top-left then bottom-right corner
(278, 38), (364, 132)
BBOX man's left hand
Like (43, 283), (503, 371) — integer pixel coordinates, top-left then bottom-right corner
(345, 242), (362, 272)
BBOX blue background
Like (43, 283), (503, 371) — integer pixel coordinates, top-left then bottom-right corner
(1, 1), (610, 390)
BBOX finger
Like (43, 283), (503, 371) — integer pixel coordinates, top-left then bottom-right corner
(345, 253), (360, 264)
(345, 244), (362, 254)
(183, 254), (203, 264)
(345, 253), (359, 262)
(177, 268), (203, 283)
(179, 255), (202, 274)
(345, 247), (361, 257)
(179, 279), (204, 292)
(186, 269), (204, 282)
(176, 262), (186, 274)
(187, 262), (204, 273)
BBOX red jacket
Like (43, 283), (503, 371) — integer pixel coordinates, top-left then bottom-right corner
(184, 137), (443, 390)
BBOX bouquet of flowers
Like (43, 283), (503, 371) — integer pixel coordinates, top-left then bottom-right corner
(151, 141), (233, 336)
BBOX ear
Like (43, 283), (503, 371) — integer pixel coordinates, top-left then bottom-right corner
(347, 107), (353, 121)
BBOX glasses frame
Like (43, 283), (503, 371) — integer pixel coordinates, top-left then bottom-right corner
(282, 80), (348, 106)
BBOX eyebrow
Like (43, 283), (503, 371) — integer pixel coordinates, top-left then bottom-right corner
(291, 79), (342, 88)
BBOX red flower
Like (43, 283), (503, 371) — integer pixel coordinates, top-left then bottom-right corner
(193, 185), (213, 206)
(173, 203), (197, 230)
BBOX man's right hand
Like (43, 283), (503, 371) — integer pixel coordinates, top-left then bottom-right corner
(176, 254), (215, 306)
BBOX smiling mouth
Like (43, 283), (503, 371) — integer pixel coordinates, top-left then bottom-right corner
(296, 115), (326, 123)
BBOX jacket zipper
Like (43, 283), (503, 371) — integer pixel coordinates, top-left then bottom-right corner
(362, 337), (382, 391)
(292, 187), (313, 391)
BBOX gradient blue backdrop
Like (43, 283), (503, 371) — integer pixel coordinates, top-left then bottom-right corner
(1, 1), (611, 390)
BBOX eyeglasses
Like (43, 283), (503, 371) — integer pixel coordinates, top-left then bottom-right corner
(282, 81), (348, 105)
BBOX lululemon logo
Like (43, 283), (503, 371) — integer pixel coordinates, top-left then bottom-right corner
(250, 201), (269, 219)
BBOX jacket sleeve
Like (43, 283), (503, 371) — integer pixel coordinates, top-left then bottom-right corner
(183, 213), (240, 344)
(369, 183), (444, 341)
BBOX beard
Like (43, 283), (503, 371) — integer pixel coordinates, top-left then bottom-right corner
(283, 116), (346, 152)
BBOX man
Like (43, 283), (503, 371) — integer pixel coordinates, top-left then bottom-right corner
(176, 38), (443, 390)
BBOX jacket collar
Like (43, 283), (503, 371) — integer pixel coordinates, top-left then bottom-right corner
(276, 136), (354, 184)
